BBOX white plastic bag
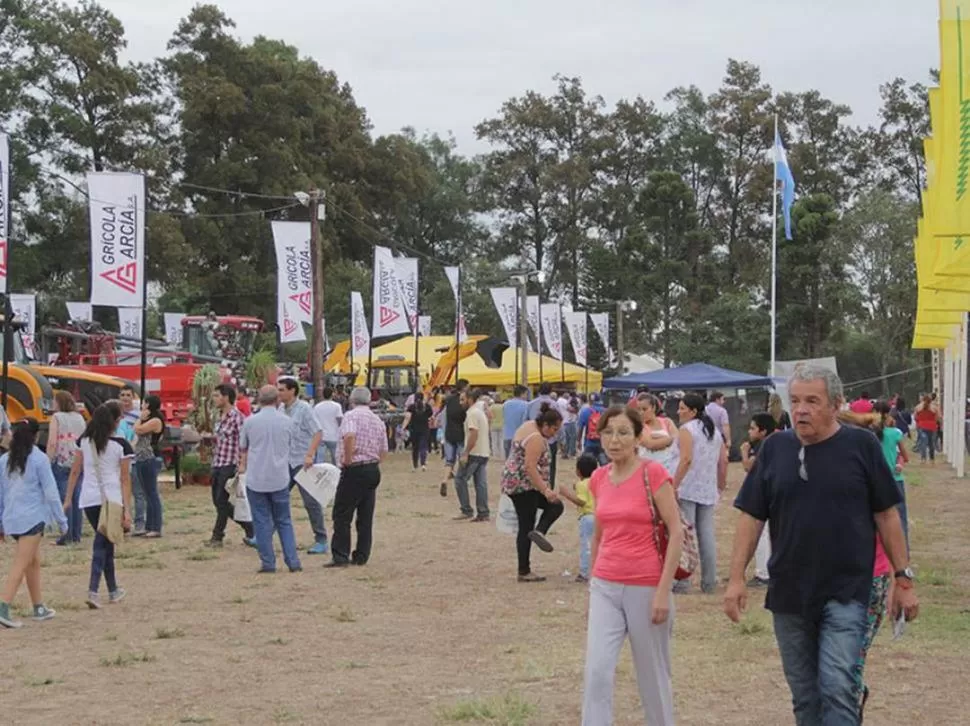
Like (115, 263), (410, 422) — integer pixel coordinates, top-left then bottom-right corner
(295, 464), (341, 508)
(233, 473), (252, 523)
(496, 494), (518, 535)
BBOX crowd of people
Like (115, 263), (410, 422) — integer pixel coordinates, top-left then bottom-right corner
(0, 366), (927, 726)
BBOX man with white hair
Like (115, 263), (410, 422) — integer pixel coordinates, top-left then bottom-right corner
(239, 385), (301, 574)
(725, 365), (918, 724)
(326, 387), (387, 568)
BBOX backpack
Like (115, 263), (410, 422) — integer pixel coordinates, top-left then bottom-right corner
(586, 408), (602, 441)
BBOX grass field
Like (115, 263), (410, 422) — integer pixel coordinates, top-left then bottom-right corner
(0, 453), (967, 725)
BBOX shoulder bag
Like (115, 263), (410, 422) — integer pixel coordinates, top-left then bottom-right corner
(92, 440), (125, 545)
(643, 463), (698, 581)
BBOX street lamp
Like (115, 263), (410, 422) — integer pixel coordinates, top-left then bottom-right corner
(616, 300), (638, 375)
(509, 269), (545, 390)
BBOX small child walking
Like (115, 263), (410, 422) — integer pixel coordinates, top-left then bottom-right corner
(560, 454), (599, 583)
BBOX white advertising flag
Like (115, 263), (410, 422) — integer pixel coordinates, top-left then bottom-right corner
(10, 293), (35, 353)
(490, 287), (518, 345)
(589, 312), (611, 358)
(564, 311), (588, 367)
(66, 301), (93, 323)
(540, 303), (563, 361)
(444, 266), (460, 303)
(117, 306), (141, 340)
(163, 312), (184, 346)
(372, 246), (410, 337)
(527, 295), (540, 352)
(0, 134), (9, 294)
(351, 291), (370, 361)
(418, 316), (431, 337)
(271, 221), (313, 343)
(87, 172), (145, 307)
(396, 257), (419, 332)
(443, 266), (466, 342)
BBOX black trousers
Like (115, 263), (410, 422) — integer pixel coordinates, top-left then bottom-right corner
(510, 489), (564, 576)
(211, 465), (254, 541)
(548, 441), (559, 488)
(330, 463), (381, 565)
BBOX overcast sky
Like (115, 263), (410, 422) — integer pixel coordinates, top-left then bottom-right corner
(91, 0), (937, 153)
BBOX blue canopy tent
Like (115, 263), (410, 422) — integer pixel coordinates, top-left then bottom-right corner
(602, 362), (774, 391)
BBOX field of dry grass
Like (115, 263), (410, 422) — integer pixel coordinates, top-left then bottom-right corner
(0, 451), (967, 725)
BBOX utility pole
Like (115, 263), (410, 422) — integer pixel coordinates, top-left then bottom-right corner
(616, 301), (625, 376)
(308, 189), (325, 403)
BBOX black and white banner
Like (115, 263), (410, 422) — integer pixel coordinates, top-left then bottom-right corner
(0, 133), (9, 294)
(272, 221), (312, 344)
(10, 293), (34, 354)
(66, 301), (93, 323)
(396, 257), (419, 332)
(564, 311), (588, 367)
(163, 312), (184, 346)
(540, 302), (563, 361)
(589, 312), (611, 361)
(118, 306), (141, 341)
(351, 291), (370, 361)
(373, 246), (410, 337)
(87, 172), (145, 308)
(489, 287), (518, 345)
(444, 266), (467, 342)
(418, 316), (431, 337)
(526, 295), (540, 352)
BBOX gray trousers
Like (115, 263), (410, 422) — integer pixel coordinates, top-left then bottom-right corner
(454, 455), (489, 518)
(582, 578), (675, 726)
(672, 499), (717, 594)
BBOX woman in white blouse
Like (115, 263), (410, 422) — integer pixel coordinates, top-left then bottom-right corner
(636, 393), (679, 475)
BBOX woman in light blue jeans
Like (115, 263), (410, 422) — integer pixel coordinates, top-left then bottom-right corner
(133, 396), (165, 537)
(671, 394), (728, 595)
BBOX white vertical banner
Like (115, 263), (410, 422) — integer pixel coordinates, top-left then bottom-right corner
(396, 257), (419, 332)
(351, 291), (370, 361)
(489, 287), (519, 345)
(271, 221), (312, 347)
(0, 133), (9, 294)
(564, 311), (588, 367)
(373, 246), (410, 337)
(87, 172), (145, 307)
(66, 301), (93, 323)
(443, 265), (467, 342)
(527, 295), (541, 353)
(418, 316), (431, 337)
(163, 312), (184, 346)
(117, 306), (141, 340)
(589, 312), (611, 361)
(321, 317), (330, 352)
(10, 293), (35, 355)
(540, 303), (563, 361)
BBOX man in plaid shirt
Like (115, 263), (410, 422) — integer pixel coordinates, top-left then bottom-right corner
(207, 384), (255, 547)
(326, 386), (388, 568)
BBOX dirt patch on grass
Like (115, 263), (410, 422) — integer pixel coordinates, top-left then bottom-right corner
(0, 452), (967, 724)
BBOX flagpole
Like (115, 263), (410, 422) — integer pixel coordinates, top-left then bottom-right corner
(454, 265), (461, 385)
(349, 292), (355, 377)
(770, 113), (779, 379)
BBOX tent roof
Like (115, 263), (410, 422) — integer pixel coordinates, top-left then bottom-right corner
(602, 362), (773, 391)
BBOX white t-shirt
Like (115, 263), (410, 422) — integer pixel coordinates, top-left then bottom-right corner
(313, 400), (344, 442)
(78, 436), (134, 509)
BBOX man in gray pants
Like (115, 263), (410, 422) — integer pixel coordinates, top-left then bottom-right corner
(453, 388), (490, 522)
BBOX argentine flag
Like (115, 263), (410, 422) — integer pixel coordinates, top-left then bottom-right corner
(774, 130), (796, 240)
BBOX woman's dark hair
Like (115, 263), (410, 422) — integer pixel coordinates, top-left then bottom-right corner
(895, 396), (907, 412)
(413, 393), (425, 412)
(872, 400), (893, 440)
(7, 418), (39, 476)
(84, 402), (121, 454)
(534, 402), (563, 428)
(598, 405), (644, 439)
(682, 393), (715, 440)
(145, 395), (164, 417)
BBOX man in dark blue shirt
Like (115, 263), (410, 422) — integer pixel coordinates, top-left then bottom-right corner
(725, 366), (918, 726)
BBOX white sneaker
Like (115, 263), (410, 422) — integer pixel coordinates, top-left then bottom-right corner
(86, 593), (102, 610)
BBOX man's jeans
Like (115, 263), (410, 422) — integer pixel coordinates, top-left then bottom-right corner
(247, 487), (301, 572)
(316, 441), (338, 465)
(672, 500), (717, 594)
(53, 463), (83, 542)
(455, 455), (489, 518)
(130, 462), (145, 531)
(289, 466), (327, 544)
(773, 599), (868, 726)
(578, 513), (595, 578)
(562, 422), (578, 458)
(443, 440), (463, 466)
